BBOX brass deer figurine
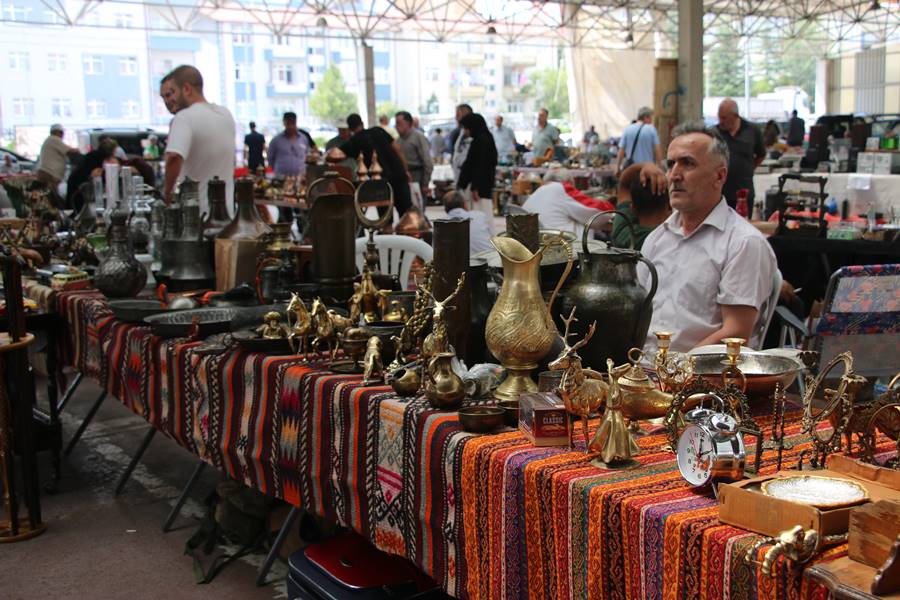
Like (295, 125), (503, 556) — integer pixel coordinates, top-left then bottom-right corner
(549, 307), (609, 450)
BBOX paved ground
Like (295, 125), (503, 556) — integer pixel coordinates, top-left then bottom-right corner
(2, 375), (290, 600)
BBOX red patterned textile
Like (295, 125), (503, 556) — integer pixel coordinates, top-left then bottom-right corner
(53, 290), (895, 599)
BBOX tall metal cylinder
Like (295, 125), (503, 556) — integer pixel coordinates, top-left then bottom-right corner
(506, 213), (540, 254)
(309, 192), (357, 303)
(432, 219), (470, 362)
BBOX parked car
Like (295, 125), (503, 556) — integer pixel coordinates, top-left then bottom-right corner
(86, 129), (168, 158)
(0, 148), (35, 173)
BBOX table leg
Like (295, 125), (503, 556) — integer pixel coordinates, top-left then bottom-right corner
(63, 389), (106, 457)
(57, 372), (84, 413)
(44, 322), (61, 490)
(161, 460), (207, 532)
(256, 505), (301, 587)
(114, 426), (157, 496)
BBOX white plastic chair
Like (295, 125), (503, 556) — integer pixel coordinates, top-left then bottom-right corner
(354, 235), (433, 288)
(751, 268), (782, 349)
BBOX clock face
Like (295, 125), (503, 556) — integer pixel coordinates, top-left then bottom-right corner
(676, 424), (714, 487)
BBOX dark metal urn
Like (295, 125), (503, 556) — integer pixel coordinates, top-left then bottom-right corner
(166, 204), (216, 292)
(556, 214), (658, 370)
(95, 206), (147, 298)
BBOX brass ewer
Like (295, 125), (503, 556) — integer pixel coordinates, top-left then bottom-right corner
(486, 235), (573, 401)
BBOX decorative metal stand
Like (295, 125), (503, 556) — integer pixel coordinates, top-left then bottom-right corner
(798, 351), (867, 470)
(0, 247), (46, 542)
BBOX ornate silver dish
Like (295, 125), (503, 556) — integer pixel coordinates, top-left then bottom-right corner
(690, 351), (803, 396)
(760, 475), (869, 508)
(145, 307), (241, 339)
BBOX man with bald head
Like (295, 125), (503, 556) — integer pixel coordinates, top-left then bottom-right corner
(160, 65), (236, 213)
(638, 121), (777, 355)
(716, 98), (765, 210)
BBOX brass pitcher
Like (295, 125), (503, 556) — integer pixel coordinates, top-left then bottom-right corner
(486, 235), (573, 401)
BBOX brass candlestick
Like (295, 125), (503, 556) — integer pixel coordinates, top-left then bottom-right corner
(721, 337), (747, 392)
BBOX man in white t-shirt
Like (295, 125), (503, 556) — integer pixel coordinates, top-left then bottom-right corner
(522, 170), (611, 235)
(160, 65), (236, 213)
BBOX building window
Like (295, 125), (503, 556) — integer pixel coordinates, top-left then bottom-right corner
(488, 84), (496, 92)
(273, 34), (289, 46)
(121, 100), (140, 118)
(119, 56), (138, 75)
(86, 100), (106, 119)
(47, 53), (67, 71)
(235, 64), (245, 81)
(275, 64), (294, 84)
(44, 9), (66, 24)
(12, 98), (34, 117)
(84, 55), (103, 75)
(2, 4), (30, 21)
(114, 12), (133, 28)
(309, 82), (315, 91)
(232, 32), (251, 44)
(8, 51), (29, 71)
(51, 98), (72, 118)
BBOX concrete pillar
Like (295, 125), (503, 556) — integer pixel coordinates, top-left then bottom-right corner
(815, 58), (829, 116)
(357, 40), (376, 126)
(677, 0), (703, 122)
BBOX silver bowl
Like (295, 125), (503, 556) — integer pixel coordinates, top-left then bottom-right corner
(691, 352), (803, 396)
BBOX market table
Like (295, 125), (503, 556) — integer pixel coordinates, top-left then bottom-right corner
(46, 289), (896, 599)
(767, 235), (900, 306)
(753, 172), (900, 218)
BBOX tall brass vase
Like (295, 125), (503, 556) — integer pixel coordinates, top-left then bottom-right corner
(486, 236), (572, 401)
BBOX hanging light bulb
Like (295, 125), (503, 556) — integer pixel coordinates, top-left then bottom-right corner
(316, 16), (327, 28)
(870, 1), (880, 10)
(625, 31), (633, 43)
(487, 25), (498, 35)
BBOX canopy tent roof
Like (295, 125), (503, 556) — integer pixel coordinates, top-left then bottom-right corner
(22, 0), (900, 54)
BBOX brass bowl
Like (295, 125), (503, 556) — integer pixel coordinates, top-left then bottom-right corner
(458, 406), (505, 434)
(498, 399), (519, 427)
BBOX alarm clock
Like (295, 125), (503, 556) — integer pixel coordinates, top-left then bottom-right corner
(676, 410), (745, 489)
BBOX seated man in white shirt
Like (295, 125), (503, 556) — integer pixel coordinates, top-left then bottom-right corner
(521, 170), (611, 234)
(442, 191), (493, 255)
(638, 121), (777, 356)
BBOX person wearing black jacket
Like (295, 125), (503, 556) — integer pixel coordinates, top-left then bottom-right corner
(65, 137), (119, 212)
(335, 113), (412, 216)
(457, 112), (498, 232)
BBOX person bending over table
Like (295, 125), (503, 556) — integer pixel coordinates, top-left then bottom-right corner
(522, 169), (614, 235)
(638, 121), (777, 356)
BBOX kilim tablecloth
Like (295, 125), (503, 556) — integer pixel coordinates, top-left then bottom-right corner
(53, 289), (896, 599)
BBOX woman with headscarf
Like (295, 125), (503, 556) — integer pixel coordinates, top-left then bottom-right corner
(457, 112), (498, 232)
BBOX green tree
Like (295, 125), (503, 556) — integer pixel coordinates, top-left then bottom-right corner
(421, 92), (439, 115)
(527, 66), (570, 119)
(309, 65), (358, 124)
(705, 37), (744, 97)
(376, 100), (401, 120)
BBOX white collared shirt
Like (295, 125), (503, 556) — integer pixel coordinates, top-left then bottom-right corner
(446, 207), (493, 255)
(638, 198), (776, 355)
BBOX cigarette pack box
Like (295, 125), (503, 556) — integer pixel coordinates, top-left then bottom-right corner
(519, 392), (569, 447)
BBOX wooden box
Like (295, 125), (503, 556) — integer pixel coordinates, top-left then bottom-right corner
(718, 456), (900, 537)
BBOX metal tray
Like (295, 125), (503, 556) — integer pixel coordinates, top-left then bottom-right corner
(691, 352), (803, 396)
(144, 307), (241, 339)
(231, 329), (295, 355)
(108, 299), (181, 324)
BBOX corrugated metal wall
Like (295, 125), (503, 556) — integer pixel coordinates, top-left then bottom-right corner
(855, 47), (885, 113)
